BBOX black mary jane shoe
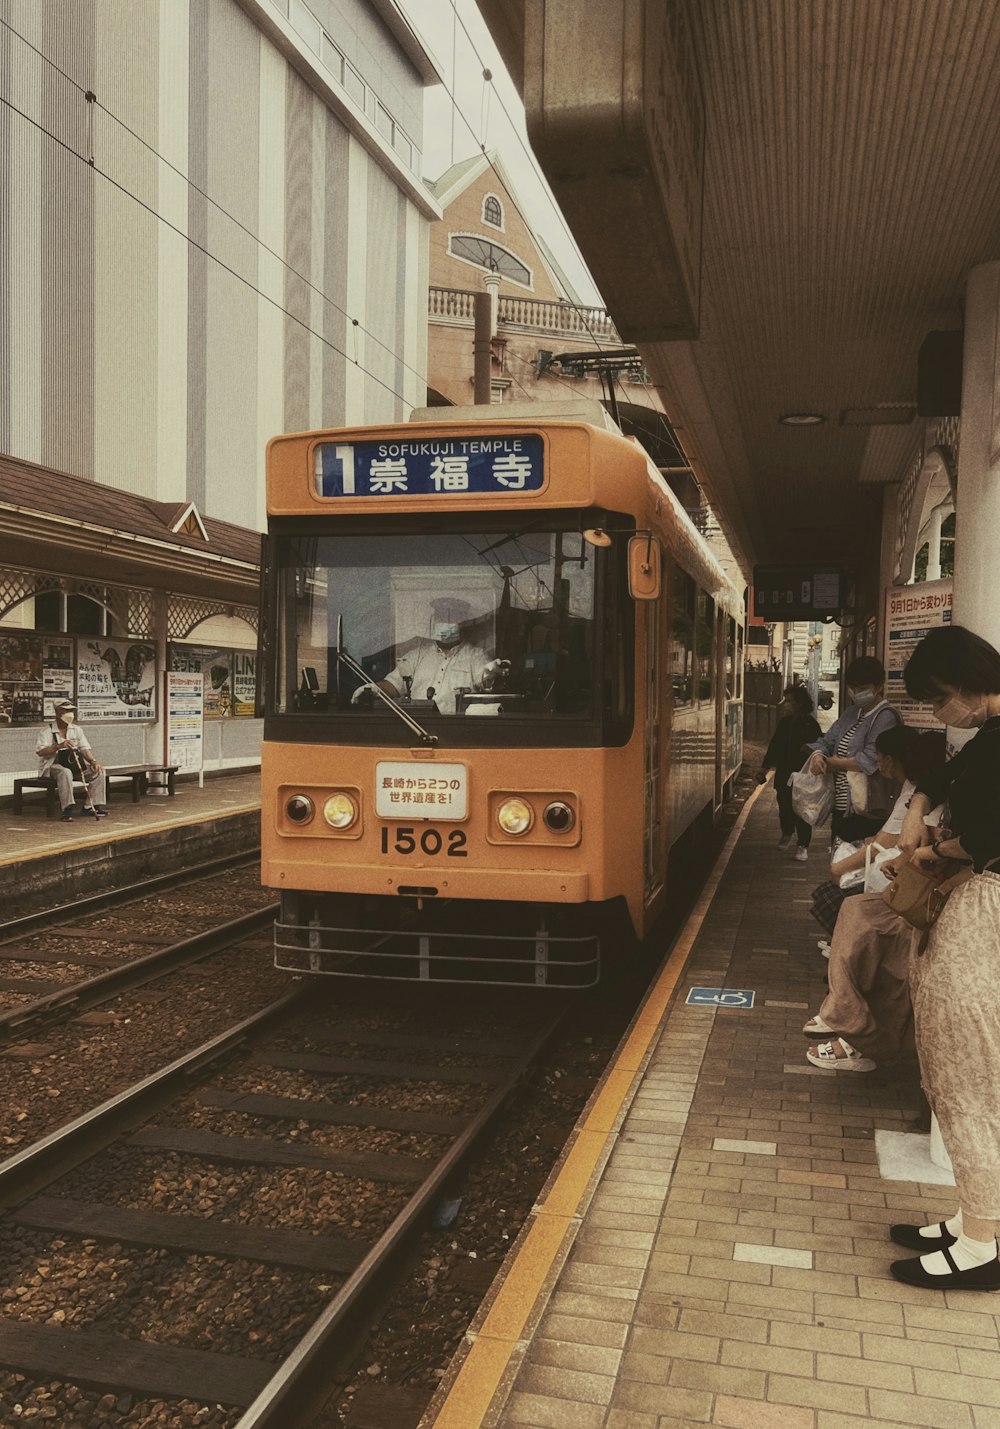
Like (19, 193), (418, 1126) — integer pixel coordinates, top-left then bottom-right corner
(890, 1222), (957, 1252)
(890, 1246), (1000, 1290)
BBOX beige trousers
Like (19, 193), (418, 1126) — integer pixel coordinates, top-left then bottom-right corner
(819, 891), (917, 1063)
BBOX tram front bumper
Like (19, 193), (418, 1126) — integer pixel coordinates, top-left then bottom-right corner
(263, 861), (590, 903)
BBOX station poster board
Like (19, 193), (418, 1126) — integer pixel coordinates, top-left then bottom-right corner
(164, 671), (204, 774)
(882, 579), (953, 728)
(77, 639), (157, 722)
(0, 634), (74, 725)
(168, 645), (257, 718)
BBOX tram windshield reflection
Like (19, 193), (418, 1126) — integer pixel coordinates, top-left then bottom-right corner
(276, 526), (598, 721)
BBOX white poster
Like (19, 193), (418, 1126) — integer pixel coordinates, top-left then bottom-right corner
(77, 640), (157, 721)
(882, 580), (953, 728)
(165, 672), (204, 773)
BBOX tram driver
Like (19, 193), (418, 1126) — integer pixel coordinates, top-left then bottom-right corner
(351, 597), (506, 715)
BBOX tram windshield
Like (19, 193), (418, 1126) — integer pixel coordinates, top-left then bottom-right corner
(272, 524), (603, 728)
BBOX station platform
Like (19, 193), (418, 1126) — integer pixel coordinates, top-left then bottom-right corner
(0, 770), (261, 918)
(426, 785), (1000, 1429)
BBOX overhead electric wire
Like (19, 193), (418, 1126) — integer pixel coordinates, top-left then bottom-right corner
(1, 91), (413, 406)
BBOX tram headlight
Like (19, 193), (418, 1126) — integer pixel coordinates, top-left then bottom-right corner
(323, 791), (358, 830)
(497, 796), (533, 836)
(285, 794), (315, 825)
(543, 800), (575, 833)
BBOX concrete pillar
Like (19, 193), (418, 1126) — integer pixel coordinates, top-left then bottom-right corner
(925, 505), (944, 582)
(483, 271), (501, 337)
(953, 262), (1000, 644)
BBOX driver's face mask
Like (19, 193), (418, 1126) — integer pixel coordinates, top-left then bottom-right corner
(62, 713), (75, 725)
(433, 621), (461, 647)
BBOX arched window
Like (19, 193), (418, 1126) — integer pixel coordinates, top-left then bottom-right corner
(483, 194), (503, 228)
(448, 234), (531, 288)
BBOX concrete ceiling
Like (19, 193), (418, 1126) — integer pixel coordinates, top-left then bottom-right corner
(475, 0), (1000, 587)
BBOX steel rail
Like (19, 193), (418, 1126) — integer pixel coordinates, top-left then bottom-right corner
(234, 1004), (570, 1429)
(0, 903), (278, 1044)
(0, 989), (304, 1205)
(0, 849), (261, 943)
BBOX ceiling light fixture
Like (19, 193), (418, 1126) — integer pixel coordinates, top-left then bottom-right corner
(778, 412), (826, 426)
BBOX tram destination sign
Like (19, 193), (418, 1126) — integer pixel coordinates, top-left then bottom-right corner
(753, 565), (849, 620)
(315, 435), (544, 498)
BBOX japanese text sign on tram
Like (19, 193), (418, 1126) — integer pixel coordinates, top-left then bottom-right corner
(315, 435), (544, 499)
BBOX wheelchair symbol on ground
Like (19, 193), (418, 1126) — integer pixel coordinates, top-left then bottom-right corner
(686, 987), (756, 1008)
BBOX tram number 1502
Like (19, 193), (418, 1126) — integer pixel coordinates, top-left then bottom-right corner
(379, 825), (469, 858)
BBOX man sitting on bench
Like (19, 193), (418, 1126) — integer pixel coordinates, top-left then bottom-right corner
(35, 700), (109, 822)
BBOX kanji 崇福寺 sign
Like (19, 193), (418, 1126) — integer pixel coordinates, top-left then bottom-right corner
(315, 435), (544, 498)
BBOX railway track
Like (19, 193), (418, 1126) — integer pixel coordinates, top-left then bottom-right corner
(0, 987), (568, 1426)
(0, 854), (276, 1044)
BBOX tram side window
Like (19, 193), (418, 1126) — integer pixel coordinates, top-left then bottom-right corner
(669, 566), (696, 708)
(697, 592), (715, 702)
(725, 616), (737, 699)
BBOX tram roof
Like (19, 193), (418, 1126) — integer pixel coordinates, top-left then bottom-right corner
(474, 0), (1000, 592)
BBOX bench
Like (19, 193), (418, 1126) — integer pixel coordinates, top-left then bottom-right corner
(12, 765), (178, 818)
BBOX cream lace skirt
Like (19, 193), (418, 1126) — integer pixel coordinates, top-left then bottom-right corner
(910, 872), (1000, 1219)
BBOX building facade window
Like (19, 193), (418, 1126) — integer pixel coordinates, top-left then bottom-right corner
(448, 234), (531, 288)
(483, 194), (503, 228)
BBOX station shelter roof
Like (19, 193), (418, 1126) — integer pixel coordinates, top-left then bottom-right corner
(475, 0), (1000, 599)
(0, 454), (260, 606)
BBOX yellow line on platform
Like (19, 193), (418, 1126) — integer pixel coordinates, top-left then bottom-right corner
(429, 782), (765, 1429)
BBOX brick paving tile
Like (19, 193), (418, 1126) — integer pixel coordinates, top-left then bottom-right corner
(766, 1373), (867, 1415)
(770, 1322), (861, 1356)
(515, 1361), (616, 1406)
(537, 1312), (629, 1349)
(611, 1380), (714, 1420)
(603, 1410), (660, 1429)
(815, 1350), (914, 1390)
(503, 1391), (606, 1429)
(868, 1388), (975, 1426)
(713, 1396), (816, 1428)
(912, 1365), (1000, 1408)
(669, 1359), (766, 1398)
(529, 1338), (624, 1378)
(679, 1306), (769, 1343)
(719, 1339), (814, 1375)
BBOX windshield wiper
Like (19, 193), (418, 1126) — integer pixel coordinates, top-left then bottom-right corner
(336, 617), (437, 746)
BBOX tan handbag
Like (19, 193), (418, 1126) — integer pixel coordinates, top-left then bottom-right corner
(882, 858), (974, 932)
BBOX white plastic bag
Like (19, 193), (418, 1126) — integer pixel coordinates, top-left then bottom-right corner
(833, 840), (866, 889)
(863, 840), (899, 894)
(789, 763), (833, 826)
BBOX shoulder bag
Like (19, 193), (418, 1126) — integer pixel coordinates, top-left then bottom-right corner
(882, 858), (974, 933)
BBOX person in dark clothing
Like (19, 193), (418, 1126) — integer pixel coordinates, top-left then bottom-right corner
(758, 684), (822, 861)
(887, 625), (1000, 1291)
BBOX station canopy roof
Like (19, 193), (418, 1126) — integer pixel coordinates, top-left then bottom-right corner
(475, 0), (1000, 590)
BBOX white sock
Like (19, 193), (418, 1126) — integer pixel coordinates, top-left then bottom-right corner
(920, 1232), (997, 1274)
(919, 1210), (962, 1239)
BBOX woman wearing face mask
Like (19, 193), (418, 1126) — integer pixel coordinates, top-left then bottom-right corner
(805, 655), (901, 846)
(886, 625), (1000, 1290)
(802, 724), (945, 1071)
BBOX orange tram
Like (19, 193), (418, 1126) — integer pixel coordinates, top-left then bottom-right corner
(260, 401), (744, 987)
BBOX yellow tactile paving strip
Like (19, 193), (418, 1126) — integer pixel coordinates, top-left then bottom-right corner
(428, 785), (765, 1429)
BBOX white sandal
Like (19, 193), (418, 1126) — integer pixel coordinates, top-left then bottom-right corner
(803, 1014), (833, 1035)
(806, 1038), (876, 1072)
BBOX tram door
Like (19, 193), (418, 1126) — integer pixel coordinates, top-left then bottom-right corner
(643, 597), (664, 903)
